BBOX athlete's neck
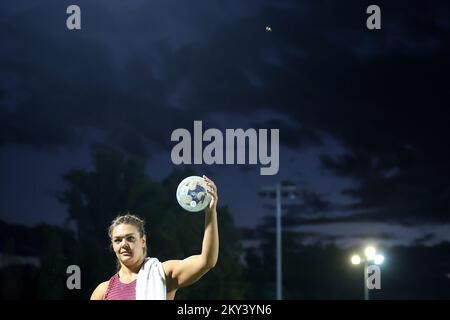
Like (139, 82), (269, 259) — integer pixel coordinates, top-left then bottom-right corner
(119, 256), (145, 281)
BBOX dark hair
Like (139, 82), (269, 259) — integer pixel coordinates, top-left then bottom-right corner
(108, 213), (147, 266)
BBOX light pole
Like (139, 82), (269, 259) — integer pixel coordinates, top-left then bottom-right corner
(350, 246), (384, 300)
(259, 182), (298, 300)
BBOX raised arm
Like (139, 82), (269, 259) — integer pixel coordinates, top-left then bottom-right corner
(163, 175), (219, 294)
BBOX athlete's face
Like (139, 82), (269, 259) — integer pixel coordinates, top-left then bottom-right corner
(111, 224), (146, 265)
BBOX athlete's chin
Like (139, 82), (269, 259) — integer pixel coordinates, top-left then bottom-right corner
(118, 253), (134, 262)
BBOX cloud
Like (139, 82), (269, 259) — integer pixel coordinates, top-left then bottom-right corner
(1, 0), (450, 227)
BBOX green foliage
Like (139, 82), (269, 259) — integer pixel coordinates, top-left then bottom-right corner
(0, 222), (80, 299)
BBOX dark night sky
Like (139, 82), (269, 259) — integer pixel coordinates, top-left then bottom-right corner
(1, 0), (450, 248)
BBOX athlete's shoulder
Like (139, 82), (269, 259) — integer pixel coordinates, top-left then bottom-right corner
(90, 280), (110, 300)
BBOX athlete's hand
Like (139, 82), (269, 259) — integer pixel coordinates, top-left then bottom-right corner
(203, 175), (217, 213)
